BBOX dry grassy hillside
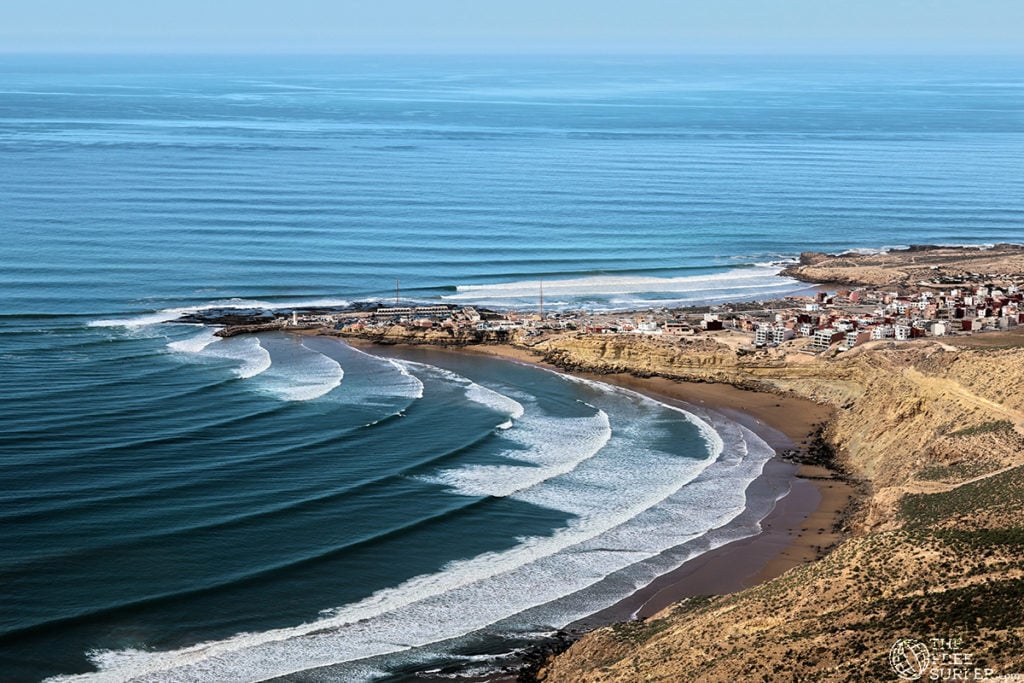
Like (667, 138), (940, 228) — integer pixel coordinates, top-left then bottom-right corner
(530, 336), (1024, 682)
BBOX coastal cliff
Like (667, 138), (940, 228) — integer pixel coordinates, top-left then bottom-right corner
(524, 334), (1024, 681)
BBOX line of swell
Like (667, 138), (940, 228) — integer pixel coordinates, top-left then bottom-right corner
(0, 364), (189, 410)
(33, 370), (742, 682)
(0, 363), (263, 438)
(0, 399), (290, 473)
(1, 425), (507, 564)
(0, 496), (501, 645)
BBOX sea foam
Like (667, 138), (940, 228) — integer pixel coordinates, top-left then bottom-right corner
(442, 265), (804, 309)
(165, 328), (218, 354)
(423, 407), (612, 498)
(174, 334), (273, 380)
(166, 332), (343, 399)
(392, 359), (525, 423)
(252, 337), (343, 401)
(46, 371), (776, 683)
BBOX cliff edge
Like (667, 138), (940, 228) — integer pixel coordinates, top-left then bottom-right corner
(528, 334), (1024, 681)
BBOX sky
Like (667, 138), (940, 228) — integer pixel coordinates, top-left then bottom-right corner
(2, 0), (1022, 54)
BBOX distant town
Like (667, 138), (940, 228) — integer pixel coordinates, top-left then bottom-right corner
(261, 274), (1024, 355)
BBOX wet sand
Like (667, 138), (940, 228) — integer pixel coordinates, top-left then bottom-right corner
(344, 337), (856, 615)
(541, 371), (855, 623)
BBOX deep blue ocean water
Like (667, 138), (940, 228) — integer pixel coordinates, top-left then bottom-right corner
(1, 55), (1022, 681)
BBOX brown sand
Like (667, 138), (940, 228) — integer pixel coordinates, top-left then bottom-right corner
(342, 337), (855, 612)
(555, 374), (855, 622)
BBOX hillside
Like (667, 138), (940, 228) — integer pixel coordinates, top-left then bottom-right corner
(525, 334), (1024, 681)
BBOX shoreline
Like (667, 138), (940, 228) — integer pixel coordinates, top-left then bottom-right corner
(342, 337), (855, 638)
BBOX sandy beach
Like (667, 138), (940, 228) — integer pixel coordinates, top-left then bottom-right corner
(344, 337), (857, 625)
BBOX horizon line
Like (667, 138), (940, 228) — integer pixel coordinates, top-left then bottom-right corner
(2, 49), (1023, 58)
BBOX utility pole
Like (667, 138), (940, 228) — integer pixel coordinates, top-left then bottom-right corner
(395, 278), (400, 306)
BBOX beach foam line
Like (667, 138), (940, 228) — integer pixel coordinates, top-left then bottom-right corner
(301, 338), (425, 405)
(465, 382), (526, 421)
(295, 339), (426, 421)
(555, 372), (725, 456)
(166, 332), (346, 401)
(424, 407), (612, 498)
(48, 440), (720, 682)
(386, 359), (426, 401)
(45, 372), (771, 683)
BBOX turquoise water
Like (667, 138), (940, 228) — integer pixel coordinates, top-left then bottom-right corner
(1, 55), (1022, 681)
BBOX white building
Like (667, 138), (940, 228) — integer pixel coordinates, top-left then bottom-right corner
(813, 328), (840, 348)
(773, 326), (794, 345)
(635, 321), (662, 334)
(754, 323), (773, 346)
(871, 325), (894, 340)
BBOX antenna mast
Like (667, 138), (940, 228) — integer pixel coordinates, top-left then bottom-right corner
(539, 279), (544, 321)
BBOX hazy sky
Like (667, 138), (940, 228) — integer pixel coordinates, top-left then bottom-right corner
(3, 0), (1022, 54)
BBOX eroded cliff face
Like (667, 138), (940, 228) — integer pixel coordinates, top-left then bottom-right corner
(531, 335), (1024, 682)
(534, 335), (1023, 499)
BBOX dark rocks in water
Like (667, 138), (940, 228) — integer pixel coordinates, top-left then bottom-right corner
(176, 301), (380, 326)
(515, 630), (580, 683)
(214, 322), (285, 338)
(176, 309), (278, 325)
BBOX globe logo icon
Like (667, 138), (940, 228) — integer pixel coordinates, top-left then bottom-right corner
(890, 638), (931, 680)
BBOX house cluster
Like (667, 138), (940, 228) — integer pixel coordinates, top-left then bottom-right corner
(741, 282), (1024, 351)
(289, 303), (566, 334)
(281, 279), (1024, 352)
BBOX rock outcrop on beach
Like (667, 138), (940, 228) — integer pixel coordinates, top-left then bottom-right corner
(779, 243), (1024, 290)
(525, 334), (1024, 682)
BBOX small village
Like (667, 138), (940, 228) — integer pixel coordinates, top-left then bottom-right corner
(282, 276), (1024, 354)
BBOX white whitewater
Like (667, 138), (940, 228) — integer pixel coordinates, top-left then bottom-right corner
(392, 359), (525, 423)
(442, 265), (804, 309)
(48, 368), (779, 683)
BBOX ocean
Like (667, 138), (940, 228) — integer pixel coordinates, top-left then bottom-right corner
(1, 54), (1022, 681)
